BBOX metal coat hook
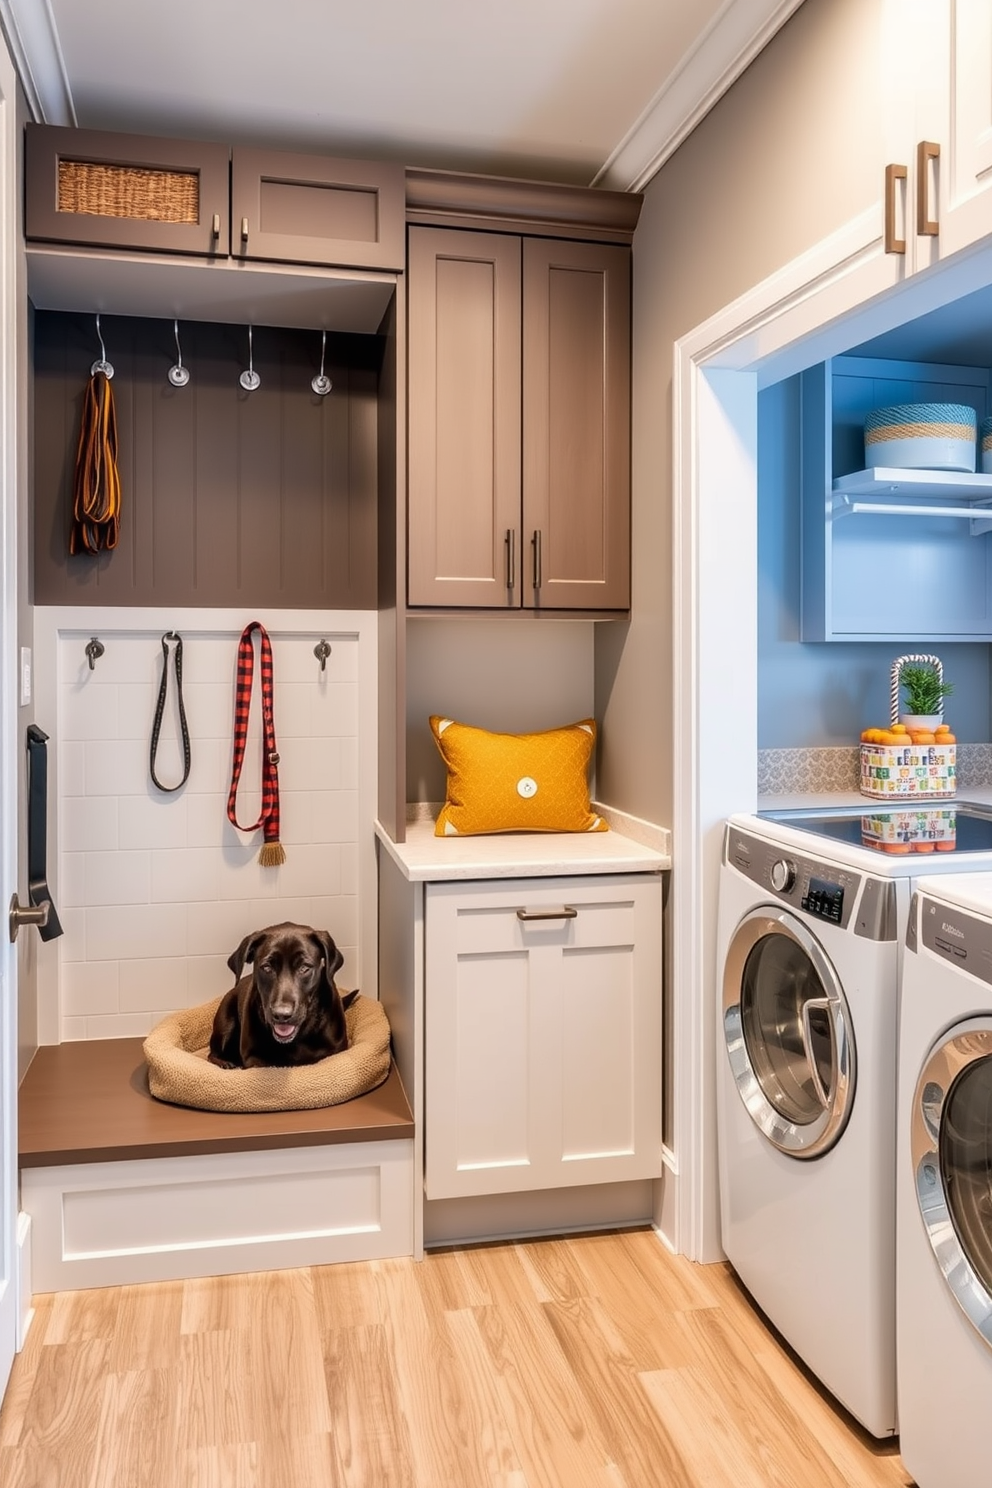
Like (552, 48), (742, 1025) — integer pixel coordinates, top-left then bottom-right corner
(85, 637), (104, 670)
(311, 330), (333, 396)
(168, 319), (190, 387)
(239, 324), (260, 391)
(314, 639), (331, 672)
(90, 314), (114, 379)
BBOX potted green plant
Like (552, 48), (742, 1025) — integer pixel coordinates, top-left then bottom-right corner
(900, 662), (954, 728)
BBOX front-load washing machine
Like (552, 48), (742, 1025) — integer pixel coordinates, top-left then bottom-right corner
(718, 803), (992, 1438)
(898, 872), (992, 1488)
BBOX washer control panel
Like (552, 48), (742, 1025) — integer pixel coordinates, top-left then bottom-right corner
(723, 824), (881, 935)
(802, 875), (845, 924)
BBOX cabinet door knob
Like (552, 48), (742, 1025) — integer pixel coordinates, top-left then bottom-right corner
(9, 893), (50, 944)
(516, 906), (577, 921)
(241, 216), (249, 243)
(532, 529), (543, 591)
(884, 163), (907, 254)
(917, 140), (940, 237)
(211, 212), (221, 239)
(505, 528), (515, 592)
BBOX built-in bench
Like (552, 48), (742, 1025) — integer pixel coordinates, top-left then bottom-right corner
(19, 1038), (415, 1291)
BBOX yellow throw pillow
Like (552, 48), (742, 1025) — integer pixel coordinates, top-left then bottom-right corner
(429, 715), (607, 836)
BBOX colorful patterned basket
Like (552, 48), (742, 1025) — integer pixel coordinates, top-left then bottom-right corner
(864, 401), (976, 473)
(859, 653), (956, 800)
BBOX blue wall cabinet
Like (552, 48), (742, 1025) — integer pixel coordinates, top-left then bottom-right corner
(801, 357), (992, 641)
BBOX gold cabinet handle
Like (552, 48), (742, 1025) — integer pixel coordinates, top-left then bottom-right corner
(211, 212), (221, 239)
(884, 163), (907, 254)
(516, 906), (577, 921)
(917, 140), (940, 236)
(531, 529), (542, 590)
(505, 528), (515, 591)
(241, 216), (249, 242)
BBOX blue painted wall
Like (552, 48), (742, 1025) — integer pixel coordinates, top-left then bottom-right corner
(757, 375), (992, 748)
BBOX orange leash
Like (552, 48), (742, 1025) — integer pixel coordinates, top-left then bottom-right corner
(70, 370), (121, 554)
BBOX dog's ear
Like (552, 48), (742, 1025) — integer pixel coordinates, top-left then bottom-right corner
(228, 930), (265, 981)
(310, 929), (345, 982)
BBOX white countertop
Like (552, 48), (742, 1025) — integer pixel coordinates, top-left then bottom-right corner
(375, 810), (670, 883)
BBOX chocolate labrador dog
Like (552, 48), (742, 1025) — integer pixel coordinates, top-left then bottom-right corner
(207, 921), (357, 1069)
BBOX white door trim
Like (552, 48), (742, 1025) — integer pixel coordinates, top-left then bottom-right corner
(0, 25), (22, 1393)
(671, 206), (992, 1261)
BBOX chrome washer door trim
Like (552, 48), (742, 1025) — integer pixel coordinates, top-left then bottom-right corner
(912, 1020), (992, 1352)
(723, 906), (856, 1159)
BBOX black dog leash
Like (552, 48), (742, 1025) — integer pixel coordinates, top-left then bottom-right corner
(150, 631), (191, 792)
(26, 724), (63, 941)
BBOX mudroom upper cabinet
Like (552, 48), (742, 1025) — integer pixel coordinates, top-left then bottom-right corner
(230, 148), (404, 271)
(407, 224), (631, 612)
(25, 125), (230, 258)
(25, 125), (405, 271)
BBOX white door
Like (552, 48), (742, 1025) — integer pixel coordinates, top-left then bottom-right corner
(0, 38), (22, 1399)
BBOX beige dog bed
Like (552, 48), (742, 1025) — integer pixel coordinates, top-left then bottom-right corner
(143, 993), (391, 1113)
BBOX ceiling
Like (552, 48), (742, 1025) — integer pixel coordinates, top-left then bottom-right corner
(0, 0), (804, 192)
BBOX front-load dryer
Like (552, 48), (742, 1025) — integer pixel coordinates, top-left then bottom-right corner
(717, 820), (903, 1438)
(898, 873), (992, 1488)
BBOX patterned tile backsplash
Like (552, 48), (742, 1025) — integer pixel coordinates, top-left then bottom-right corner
(758, 744), (992, 795)
(36, 608), (376, 1043)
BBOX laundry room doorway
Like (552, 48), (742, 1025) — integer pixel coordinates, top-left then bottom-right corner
(671, 207), (992, 1264)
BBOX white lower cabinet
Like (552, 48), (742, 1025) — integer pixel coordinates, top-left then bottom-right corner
(424, 873), (663, 1200)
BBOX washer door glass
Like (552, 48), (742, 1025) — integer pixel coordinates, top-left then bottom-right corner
(913, 1022), (992, 1351)
(723, 908), (856, 1158)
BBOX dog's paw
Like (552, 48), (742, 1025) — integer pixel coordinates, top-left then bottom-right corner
(207, 1052), (237, 1070)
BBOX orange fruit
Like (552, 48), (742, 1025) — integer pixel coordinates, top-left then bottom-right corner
(910, 731), (936, 744)
(912, 842), (935, 853)
(936, 840), (957, 850)
(882, 842), (911, 854)
(890, 724), (909, 734)
(939, 731), (956, 744)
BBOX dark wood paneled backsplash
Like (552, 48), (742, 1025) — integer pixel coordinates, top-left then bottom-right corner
(33, 312), (381, 607)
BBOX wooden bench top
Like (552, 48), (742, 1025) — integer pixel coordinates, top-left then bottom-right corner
(19, 1038), (415, 1167)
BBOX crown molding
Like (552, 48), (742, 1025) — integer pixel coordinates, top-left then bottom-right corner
(0, 0), (74, 124)
(593, 0), (805, 193)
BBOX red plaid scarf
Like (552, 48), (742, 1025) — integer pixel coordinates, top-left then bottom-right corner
(227, 621), (285, 867)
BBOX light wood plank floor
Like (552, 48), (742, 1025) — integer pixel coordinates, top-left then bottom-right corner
(0, 1228), (914, 1488)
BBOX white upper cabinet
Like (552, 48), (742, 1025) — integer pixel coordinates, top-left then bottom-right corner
(935, 0), (992, 259)
(878, 0), (992, 272)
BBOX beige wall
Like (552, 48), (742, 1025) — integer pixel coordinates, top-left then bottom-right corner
(597, 0), (888, 825)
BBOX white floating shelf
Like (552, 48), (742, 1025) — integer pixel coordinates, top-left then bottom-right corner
(832, 468), (992, 534)
(833, 467), (992, 499)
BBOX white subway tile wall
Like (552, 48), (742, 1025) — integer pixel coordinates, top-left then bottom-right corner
(53, 622), (366, 1041)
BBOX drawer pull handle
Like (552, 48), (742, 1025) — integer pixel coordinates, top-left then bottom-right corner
(532, 528), (543, 590)
(211, 212), (221, 239)
(884, 163), (907, 254)
(516, 906), (577, 921)
(917, 139), (940, 237)
(505, 527), (515, 591)
(241, 216), (249, 242)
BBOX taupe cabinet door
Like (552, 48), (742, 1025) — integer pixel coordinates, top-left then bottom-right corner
(523, 238), (630, 609)
(25, 124), (230, 257)
(408, 228), (522, 607)
(231, 148), (405, 271)
(408, 226), (631, 610)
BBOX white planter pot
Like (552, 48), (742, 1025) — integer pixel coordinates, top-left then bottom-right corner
(900, 713), (943, 730)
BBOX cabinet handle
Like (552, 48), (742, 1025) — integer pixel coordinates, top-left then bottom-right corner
(884, 163), (907, 254)
(211, 212), (221, 239)
(241, 216), (249, 243)
(532, 528), (543, 590)
(917, 140), (940, 236)
(505, 528), (515, 591)
(516, 906), (577, 921)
